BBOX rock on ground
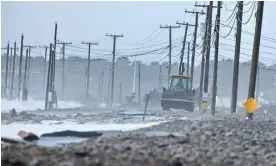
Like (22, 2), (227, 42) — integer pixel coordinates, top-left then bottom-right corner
(8, 108), (17, 118)
(2, 113), (276, 166)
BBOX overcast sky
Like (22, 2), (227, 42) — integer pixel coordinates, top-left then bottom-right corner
(2, 1), (276, 66)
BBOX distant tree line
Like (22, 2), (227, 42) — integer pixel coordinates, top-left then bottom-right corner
(1, 54), (276, 104)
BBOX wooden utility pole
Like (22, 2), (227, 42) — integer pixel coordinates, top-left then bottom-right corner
(8, 47), (12, 98)
(138, 62), (141, 103)
(18, 34), (24, 100)
(57, 41), (72, 100)
(45, 44), (53, 110)
(22, 49), (29, 101)
(23, 48), (28, 91)
(53, 23), (57, 84)
(185, 10), (205, 89)
(81, 41), (98, 101)
(196, 3), (219, 110)
(10, 42), (17, 100)
(176, 22), (189, 75)
(160, 25), (180, 84)
(203, 1), (213, 94)
(106, 33), (123, 107)
(247, 1), (264, 119)
(9, 48), (13, 85)
(198, 6), (209, 110)
(50, 50), (56, 109)
(211, 1), (221, 115)
(187, 42), (190, 76)
(107, 62), (111, 105)
(50, 23), (58, 108)
(8, 47), (13, 98)
(231, 1), (244, 114)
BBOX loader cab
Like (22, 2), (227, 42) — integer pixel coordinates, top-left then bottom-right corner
(168, 74), (191, 92)
(161, 74), (195, 111)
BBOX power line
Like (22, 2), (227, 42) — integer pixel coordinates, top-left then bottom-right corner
(222, 1), (237, 12)
(220, 54), (276, 72)
(220, 22), (276, 43)
(117, 46), (168, 58)
(130, 27), (162, 46)
(220, 37), (276, 50)
(241, 1), (252, 6)
(219, 46), (276, 62)
(221, 2), (237, 23)
(219, 18), (236, 38)
(240, 1), (255, 14)
(237, 2), (257, 25)
(220, 42), (276, 56)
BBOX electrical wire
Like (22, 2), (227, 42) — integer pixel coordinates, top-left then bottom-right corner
(220, 2), (237, 23)
(131, 28), (163, 46)
(219, 18), (236, 38)
(220, 37), (276, 50)
(220, 22), (276, 43)
(240, 1), (255, 14)
(220, 42), (276, 56)
(237, 1), (256, 25)
(117, 46), (168, 58)
(219, 53), (276, 72)
(220, 46), (276, 62)
(241, 1), (252, 6)
(223, 1), (238, 12)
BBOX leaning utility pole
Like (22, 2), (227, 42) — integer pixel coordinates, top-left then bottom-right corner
(185, 10), (205, 89)
(49, 23), (58, 109)
(106, 33), (123, 107)
(247, 1), (264, 120)
(22, 49), (29, 101)
(198, 5), (209, 110)
(81, 41), (98, 101)
(45, 44), (53, 110)
(176, 22), (189, 75)
(160, 25), (180, 84)
(18, 34), (24, 100)
(57, 41), (72, 100)
(138, 62), (141, 103)
(211, 1), (221, 115)
(231, 1), (244, 114)
(10, 42), (17, 100)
